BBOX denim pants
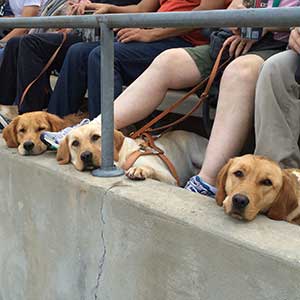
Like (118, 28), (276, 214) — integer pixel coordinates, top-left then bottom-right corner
(0, 32), (82, 113)
(48, 37), (192, 119)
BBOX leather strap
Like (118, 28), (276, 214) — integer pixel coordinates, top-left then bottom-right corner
(123, 133), (180, 186)
(19, 31), (68, 108)
(130, 44), (230, 139)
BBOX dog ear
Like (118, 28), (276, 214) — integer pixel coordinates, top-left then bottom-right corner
(2, 116), (20, 148)
(267, 170), (298, 221)
(215, 159), (233, 206)
(113, 130), (125, 161)
(56, 136), (70, 165)
(46, 113), (66, 132)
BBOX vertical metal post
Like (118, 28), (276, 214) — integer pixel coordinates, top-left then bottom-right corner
(92, 22), (124, 177)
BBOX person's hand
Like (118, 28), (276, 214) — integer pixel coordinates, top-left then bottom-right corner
(93, 4), (112, 14)
(228, 3), (246, 35)
(116, 28), (154, 43)
(228, 0), (245, 9)
(68, 0), (91, 15)
(224, 35), (256, 57)
(289, 27), (300, 54)
(56, 28), (73, 33)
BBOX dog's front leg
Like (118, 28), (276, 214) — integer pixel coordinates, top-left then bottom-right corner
(126, 166), (177, 185)
(126, 166), (155, 181)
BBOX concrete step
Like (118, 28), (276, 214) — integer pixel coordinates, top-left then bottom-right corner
(0, 136), (300, 300)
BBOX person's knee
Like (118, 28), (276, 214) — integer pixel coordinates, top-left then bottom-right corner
(6, 36), (22, 49)
(65, 42), (87, 61)
(151, 48), (185, 72)
(88, 46), (100, 67)
(222, 55), (263, 83)
(260, 52), (295, 84)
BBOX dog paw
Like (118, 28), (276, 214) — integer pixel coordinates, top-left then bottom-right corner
(126, 167), (150, 181)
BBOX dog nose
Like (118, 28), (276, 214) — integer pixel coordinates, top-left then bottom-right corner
(81, 151), (93, 163)
(23, 141), (34, 152)
(232, 194), (249, 210)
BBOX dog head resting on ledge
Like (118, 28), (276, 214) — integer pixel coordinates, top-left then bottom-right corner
(2, 111), (86, 156)
(216, 154), (300, 225)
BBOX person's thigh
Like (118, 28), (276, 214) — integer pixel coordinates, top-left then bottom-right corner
(184, 45), (213, 80)
(255, 50), (300, 167)
(0, 36), (22, 104)
(113, 37), (192, 85)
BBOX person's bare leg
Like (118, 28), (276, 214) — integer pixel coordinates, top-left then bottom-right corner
(199, 54), (264, 186)
(114, 48), (202, 129)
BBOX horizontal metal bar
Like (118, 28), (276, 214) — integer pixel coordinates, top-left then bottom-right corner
(0, 15), (101, 28)
(0, 7), (299, 29)
(103, 7), (300, 28)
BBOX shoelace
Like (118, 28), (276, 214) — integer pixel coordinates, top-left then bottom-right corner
(185, 176), (216, 196)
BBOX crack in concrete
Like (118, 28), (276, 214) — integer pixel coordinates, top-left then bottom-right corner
(93, 181), (130, 300)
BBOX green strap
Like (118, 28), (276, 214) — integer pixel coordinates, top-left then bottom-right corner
(272, 0), (281, 7)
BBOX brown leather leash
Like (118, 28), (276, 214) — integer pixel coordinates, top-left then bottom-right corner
(131, 44), (231, 139)
(124, 44), (231, 186)
(19, 31), (68, 108)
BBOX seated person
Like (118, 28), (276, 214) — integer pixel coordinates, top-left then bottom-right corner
(0, 0), (141, 114)
(254, 27), (300, 168)
(0, 0), (44, 61)
(46, 0), (231, 119)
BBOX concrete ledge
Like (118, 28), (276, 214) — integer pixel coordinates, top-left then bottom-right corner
(0, 136), (300, 300)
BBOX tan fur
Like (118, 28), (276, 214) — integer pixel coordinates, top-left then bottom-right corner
(216, 154), (300, 225)
(56, 136), (70, 165)
(56, 123), (208, 186)
(2, 111), (87, 155)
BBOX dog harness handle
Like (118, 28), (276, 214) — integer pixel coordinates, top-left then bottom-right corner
(122, 132), (181, 186)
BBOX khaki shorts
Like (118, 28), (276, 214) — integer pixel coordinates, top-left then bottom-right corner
(184, 44), (284, 78)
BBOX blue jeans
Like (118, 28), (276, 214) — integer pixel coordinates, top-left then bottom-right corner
(0, 47), (4, 66)
(48, 37), (192, 119)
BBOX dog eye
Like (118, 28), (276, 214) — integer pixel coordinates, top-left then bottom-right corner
(72, 140), (80, 147)
(261, 179), (273, 186)
(233, 170), (244, 178)
(91, 134), (100, 142)
(38, 126), (46, 131)
(18, 128), (26, 133)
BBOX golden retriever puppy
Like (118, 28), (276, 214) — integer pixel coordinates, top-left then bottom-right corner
(56, 123), (208, 186)
(2, 111), (86, 156)
(216, 154), (300, 224)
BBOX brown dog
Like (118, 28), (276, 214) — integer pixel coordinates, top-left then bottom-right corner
(216, 154), (300, 224)
(56, 122), (208, 186)
(2, 111), (86, 156)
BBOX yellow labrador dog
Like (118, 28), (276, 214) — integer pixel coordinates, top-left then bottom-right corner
(2, 111), (87, 156)
(216, 154), (300, 224)
(56, 123), (208, 186)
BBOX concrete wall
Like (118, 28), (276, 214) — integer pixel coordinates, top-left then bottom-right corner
(0, 137), (300, 300)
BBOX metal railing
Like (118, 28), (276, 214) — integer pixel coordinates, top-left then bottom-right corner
(0, 7), (300, 177)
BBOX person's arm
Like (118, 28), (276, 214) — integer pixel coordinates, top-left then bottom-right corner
(117, 0), (230, 43)
(1, 5), (40, 42)
(86, 0), (160, 14)
(289, 27), (300, 53)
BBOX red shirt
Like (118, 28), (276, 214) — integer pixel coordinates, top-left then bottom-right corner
(158, 0), (232, 46)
